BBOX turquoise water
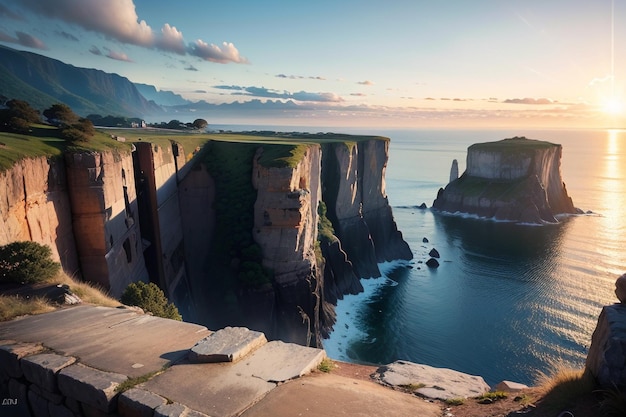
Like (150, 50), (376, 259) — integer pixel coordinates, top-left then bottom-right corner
(322, 128), (626, 386)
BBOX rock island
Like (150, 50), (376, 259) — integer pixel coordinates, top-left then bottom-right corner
(432, 136), (578, 223)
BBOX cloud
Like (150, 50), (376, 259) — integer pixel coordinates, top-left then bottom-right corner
(0, 30), (47, 49)
(15, 0), (247, 63)
(105, 49), (133, 62)
(276, 74), (326, 80)
(351, 93), (367, 97)
(357, 80), (374, 86)
(212, 84), (343, 103)
(57, 30), (79, 41)
(588, 75), (612, 87)
(156, 23), (185, 55)
(187, 40), (248, 64)
(184, 64), (198, 71)
(89, 45), (102, 56)
(503, 97), (555, 105)
(0, 4), (23, 20)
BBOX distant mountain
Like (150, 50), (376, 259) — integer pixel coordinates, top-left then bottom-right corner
(0, 45), (162, 118)
(134, 83), (190, 107)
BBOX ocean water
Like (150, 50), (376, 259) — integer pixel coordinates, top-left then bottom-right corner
(321, 127), (626, 386)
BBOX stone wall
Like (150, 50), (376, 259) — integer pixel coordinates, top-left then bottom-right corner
(0, 341), (208, 417)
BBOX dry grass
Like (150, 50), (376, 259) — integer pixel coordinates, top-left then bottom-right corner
(533, 363), (597, 413)
(0, 295), (55, 321)
(0, 271), (121, 322)
(55, 272), (120, 307)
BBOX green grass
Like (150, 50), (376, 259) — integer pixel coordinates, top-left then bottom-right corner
(475, 391), (508, 402)
(445, 398), (465, 406)
(398, 383), (426, 391)
(468, 136), (557, 153)
(317, 358), (335, 373)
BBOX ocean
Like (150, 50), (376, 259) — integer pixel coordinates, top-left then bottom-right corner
(214, 124), (625, 387)
(322, 127), (626, 387)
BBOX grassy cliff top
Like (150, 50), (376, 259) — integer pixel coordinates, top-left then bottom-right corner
(1, 125), (388, 171)
(468, 136), (558, 153)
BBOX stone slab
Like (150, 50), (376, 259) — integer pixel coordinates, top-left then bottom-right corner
(188, 327), (267, 363)
(495, 380), (529, 392)
(241, 373), (441, 417)
(233, 340), (326, 382)
(118, 388), (167, 417)
(58, 363), (127, 413)
(377, 360), (490, 400)
(0, 341), (44, 378)
(153, 402), (209, 417)
(0, 305), (211, 377)
(21, 353), (76, 392)
(142, 361), (275, 417)
(586, 303), (626, 389)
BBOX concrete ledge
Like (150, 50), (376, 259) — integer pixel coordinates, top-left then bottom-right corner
(58, 363), (128, 412)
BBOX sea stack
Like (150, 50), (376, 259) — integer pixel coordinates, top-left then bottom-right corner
(432, 137), (578, 224)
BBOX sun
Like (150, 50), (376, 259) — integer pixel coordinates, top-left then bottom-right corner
(603, 97), (625, 115)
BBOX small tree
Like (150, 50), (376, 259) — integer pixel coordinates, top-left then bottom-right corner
(0, 99), (40, 133)
(120, 281), (182, 320)
(43, 103), (79, 126)
(0, 241), (61, 284)
(192, 118), (208, 130)
(61, 118), (96, 143)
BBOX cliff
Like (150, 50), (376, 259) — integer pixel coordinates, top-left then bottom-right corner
(1, 133), (409, 348)
(432, 137), (577, 223)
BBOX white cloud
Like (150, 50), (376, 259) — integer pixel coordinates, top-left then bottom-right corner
(357, 80), (375, 86)
(157, 23), (185, 54)
(188, 40), (248, 64)
(0, 30), (47, 50)
(105, 49), (133, 62)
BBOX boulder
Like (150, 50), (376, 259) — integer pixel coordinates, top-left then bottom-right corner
(585, 303), (626, 390)
(426, 258), (440, 268)
(377, 360), (490, 400)
(188, 327), (267, 363)
(429, 248), (440, 258)
(495, 380), (528, 392)
(615, 273), (626, 303)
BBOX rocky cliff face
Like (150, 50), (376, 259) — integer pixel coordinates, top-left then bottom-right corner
(0, 157), (79, 275)
(433, 137), (577, 223)
(322, 140), (413, 278)
(65, 150), (148, 296)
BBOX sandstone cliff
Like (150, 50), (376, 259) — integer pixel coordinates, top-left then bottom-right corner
(0, 157), (79, 275)
(432, 137), (577, 223)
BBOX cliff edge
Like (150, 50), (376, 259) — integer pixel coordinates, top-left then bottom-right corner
(432, 137), (578, 223)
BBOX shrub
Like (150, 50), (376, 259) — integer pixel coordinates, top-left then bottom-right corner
(0, 241), (61, 284)
(120, 281), (182, 321)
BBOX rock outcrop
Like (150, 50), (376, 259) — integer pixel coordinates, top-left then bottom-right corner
(586, 274), (626, 391)
(432, 137), (577, 223)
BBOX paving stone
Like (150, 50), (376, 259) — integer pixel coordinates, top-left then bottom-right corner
(377, 360), (490, 400)
(58, 363), (127, 413)
(233, 340), (326, 382)
(0, 341), (44, 378)
(154, 402), (188, 417)
(118, 388), (167, 417)
(22, 353), (76, 392)
(188, 327), (266, 363)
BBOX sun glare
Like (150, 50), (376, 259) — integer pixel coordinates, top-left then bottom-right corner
(603, 97), (625, 115)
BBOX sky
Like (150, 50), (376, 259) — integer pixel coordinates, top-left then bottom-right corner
(0, 0), (625, 128)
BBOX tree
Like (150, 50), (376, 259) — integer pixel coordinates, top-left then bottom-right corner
(0, 241), (61, 284)
(0, 99), (40, 133)
(192, 118), (208, 130)
(60, 118), (95, 143)
(43, 103), (79, 126)
(120, 281), (182, 320)
(166, 119), (182, 129)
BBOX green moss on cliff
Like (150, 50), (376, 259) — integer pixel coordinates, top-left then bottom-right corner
(468, 136), (556, 153)
(257, 143), (309, 168)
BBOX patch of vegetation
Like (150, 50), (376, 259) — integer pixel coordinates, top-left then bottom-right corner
(203, 141), (272, 290)
(317, 201), (336, 243)
(0, 241), (60, 284)
(475, 391), (508, 403)
(120, 281), (182, 321)
(257, 143), (310, 168)
(534, 365), (596, 413)
(0, 295), (54, 321)
(469, 136), (557, 152)
(114, 366), (168, 393)
(445, 397), (466, 406)
(317, 358), (335, 373)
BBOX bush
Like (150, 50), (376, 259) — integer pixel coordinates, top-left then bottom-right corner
(120, 281), (182, 321)
(0, 241), (61, 284)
